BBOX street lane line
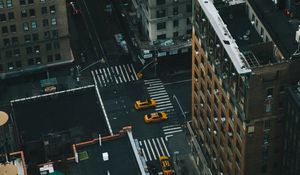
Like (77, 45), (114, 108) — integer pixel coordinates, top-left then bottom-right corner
(152, 138), (161, 158)
(156, 138), (165, 156)
(156, 100), (171, 105)
(146, 85), (164, 89)
(143, 140), (152, 161)
(147, 87), (165, 92)
(150, 92), (168, 97)
(147, 139), (156, 160)
(160, 137), (170, 157)
(163, 127), (182, 132)
(123, 65), (131, 82)
(119, 65), (127, 82)
(164, 130), (183, 135)
(162, 124), (180, 129)
(155, 106), (174, 111)
(149, 90), (167, 95)
(130, 64), (138, 80)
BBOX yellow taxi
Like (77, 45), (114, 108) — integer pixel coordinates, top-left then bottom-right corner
(144, 112), (167, 123)
(134, 98), (156, 110)
(159, 156), (174, 175)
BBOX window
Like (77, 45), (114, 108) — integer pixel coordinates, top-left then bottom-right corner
(156, 10), (165, 18)
(186, 4), (192, 12)
(173, 7), (178, 15)
(0, 1), (3, 8)
(263, 132), (270, 145)
(32, 33), (38, 41)
(10, 24), (16, 32)
(52, 30), (58, 38)
(34, 45), (40, 53)
(28, 0), (34, 4)
(0, 64), (3, 72)
(0, 13), (6, 21)
(6, 0), (13, 8)
(8, 12), (14, 20)
(24, 34), (31, 42)
(35, 57), (41, 64)
(157, 34), (166, 40)
(44, 31), (50, 39)
(173, 32), (178, 37)
(264, 120), (271, 130)
(23, 22), (29, 31)
(49, 5), (55, 13)
(40, 0), (45, 2)
(12, 37), (18, 45)
(5, 50), (12, 58)
(262, 147), (268, 160)
(41, 6), (47, 14)
(26, 47), (32, 54)
(266, 88), (273, 97)
(156, 0), (165, 5)
(53, 41), (59, 49)
(27, 58), (34, 65)
(47, 55), (53, 62)
(186, 18), (191, 25)
(7, 62), (13, 69)
(46, 43), (52, 50)
(279, 86), (285, 93)
(21, 9), (27, 18)
(31, 21), (37, 29)
(19, 0), (25, 5)
(42, 19), (49, 27)
(157, 22), (166, 30)
(15, 60), (22, 68)
(51, 17), (56, 25)
(173, 20), (178, 27)
(55, 53), (61, 60)
(2, 26), (8, 34)
(3, 38), (10, 46)
(14, 49), (20, 56)
(29, 9), (35, 16)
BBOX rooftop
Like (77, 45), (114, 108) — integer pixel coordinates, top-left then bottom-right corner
(288, 84), (300, 109)
(248, 0), (300, 59)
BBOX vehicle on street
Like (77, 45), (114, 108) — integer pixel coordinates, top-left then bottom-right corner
(159, 156), (174, 175)
(69, 1), (82, 16)
(44, 86), (57, 93)
(144, 112), (167, 123)
(134, 98), (156, 110)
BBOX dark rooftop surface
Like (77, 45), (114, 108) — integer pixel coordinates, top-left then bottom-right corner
(12, 87), (109, 142)
(66, 134), (140, 175)
(248, 0), (300, 59)
(288, 85), (300, 109)
(219, 3), (263, 50)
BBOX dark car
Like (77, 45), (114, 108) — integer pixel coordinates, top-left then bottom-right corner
(70, 1), (82, 16)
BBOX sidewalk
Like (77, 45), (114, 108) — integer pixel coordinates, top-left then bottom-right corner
(167, 132), (201, 175)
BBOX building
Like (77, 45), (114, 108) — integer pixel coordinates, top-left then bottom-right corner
(129, 0), (192, 59)
(0, 0), (73, 79)
(190, 0), (300, 175)
(282, 85), (300, 175)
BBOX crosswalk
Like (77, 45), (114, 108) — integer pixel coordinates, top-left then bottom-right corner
(138, 137), (170, 162)
(91, 64), (138, 87)
(162, 124), (183, 138)
(144, 79), (174, 115)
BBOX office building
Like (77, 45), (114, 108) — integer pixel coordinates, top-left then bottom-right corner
(282, 85), (300, 175)
(190, 0), (300, 175)
(0, 0), (73, 79)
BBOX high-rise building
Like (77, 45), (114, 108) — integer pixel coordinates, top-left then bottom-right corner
(190, 0), (300, 175)
(282, 84), (300, 175)
(0, 0), (73, 79)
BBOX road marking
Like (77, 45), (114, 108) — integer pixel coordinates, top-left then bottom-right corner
(149, 90), (167, 95)
(147, 87), (166, 92)
(149, 82), (163, 86)
(119, 65), (127, 82)
(144, 80), (161, 84)
(155, 106), (174, 111)
(152, 138), (161, 158)
(150, 92), (168, 97)
(114, 66), (123, 83)
(165, 135), (173, 142)
(155, 98), (171, 102)
(163, 127), (182, 132)
(162, 124), (180, 129)
(144, 78), (160, 82)
(146, 85), (164, 89)
(147, 139), (156, 160)
(106, 67), (113, 83)
(164, 129), (183, 135)
(143, 140), (152, 161)
(99, 69), (106, 86)
(141, 148), (148, 162)
(123, 65), (131, 82)
(127, 64), (132, 73)
(130, 64), (138, 80)
(156, 103), (173, 108)
(156, 138), (165, 156)
(102, 68), (109, 84)
(160, 137), (170, 157)
(152, 95), (169, 100)
(110, 67), (118, 84)
(156, 100), (171, 105)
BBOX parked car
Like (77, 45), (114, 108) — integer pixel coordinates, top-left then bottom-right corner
(134, 98), (156, 110)
(159, 156), (174, 175)
(144, 112), (167, 123)
(70, 1), (82, 16)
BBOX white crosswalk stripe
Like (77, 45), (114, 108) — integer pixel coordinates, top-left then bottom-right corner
(90, 64), (138, 87)
(162, 124), (183, 136)
(139, 137), (169, 162)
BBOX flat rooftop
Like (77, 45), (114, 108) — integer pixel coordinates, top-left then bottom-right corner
(219, 3), (263, 50)
(248, 0), (300, 59)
